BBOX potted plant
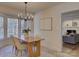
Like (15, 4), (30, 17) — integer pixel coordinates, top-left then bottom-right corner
(23, 28), (31, 38)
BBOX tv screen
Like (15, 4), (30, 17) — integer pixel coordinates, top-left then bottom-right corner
(72, 30), (76, 33)
(67, 30), (76, 34)
(67, 30), (72, 33)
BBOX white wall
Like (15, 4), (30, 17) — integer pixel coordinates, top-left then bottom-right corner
(62, 20), (79, 35)
(34, 2), (79, 51)
(34, 14), (40, 36)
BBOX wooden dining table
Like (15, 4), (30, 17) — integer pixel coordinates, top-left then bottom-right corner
(21, 37), (43, 57)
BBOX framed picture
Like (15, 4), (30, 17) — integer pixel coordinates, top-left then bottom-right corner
(72, 21), (77, 27)
(40, 17), (52, 31)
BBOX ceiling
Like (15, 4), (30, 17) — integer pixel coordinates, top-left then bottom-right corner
(0, 2), (62, 17)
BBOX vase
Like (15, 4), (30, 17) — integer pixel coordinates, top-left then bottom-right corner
(24, 33), (29, 40)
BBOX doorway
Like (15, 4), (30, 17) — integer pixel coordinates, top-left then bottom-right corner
(61, 10), (79, 56)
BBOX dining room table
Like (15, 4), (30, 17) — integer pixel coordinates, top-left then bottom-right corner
(20, 35), (44, 57)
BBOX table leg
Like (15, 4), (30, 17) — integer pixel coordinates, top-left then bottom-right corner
(34, 41), (40, 56)
(27, 40), (40, 57)
(27, 43), (33, 57)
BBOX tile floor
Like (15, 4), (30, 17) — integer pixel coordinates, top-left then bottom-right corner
(0, 39), (76, 57)
(0, 39), (56, 57)
(0, 45), (55, 57)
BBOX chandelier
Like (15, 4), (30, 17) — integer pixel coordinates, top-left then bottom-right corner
(18, 2), (33, 21)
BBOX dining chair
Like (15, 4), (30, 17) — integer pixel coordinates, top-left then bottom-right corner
(13, 37), (27, 56)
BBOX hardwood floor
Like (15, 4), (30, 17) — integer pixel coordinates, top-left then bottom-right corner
(63, 43), (77, 49)
(63, 42), (79, 56)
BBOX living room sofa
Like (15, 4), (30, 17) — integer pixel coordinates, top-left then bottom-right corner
(63, 34), (79, 44)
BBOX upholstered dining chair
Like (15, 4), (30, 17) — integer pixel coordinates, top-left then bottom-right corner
(13, 37), (27, 56)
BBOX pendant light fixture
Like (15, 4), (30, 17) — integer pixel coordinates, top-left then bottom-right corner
(18, 2), (33, 21)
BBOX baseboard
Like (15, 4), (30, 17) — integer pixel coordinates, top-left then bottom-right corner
(41, 46), (59, 56)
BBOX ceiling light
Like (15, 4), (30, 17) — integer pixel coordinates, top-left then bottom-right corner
(18, 2), (33, 21)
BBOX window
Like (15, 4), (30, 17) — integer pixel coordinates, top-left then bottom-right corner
(0, 16), (4, 39)
(21, 20), (25, 37)
(7, 18), (18, 37)
(21, 20), (25, 31)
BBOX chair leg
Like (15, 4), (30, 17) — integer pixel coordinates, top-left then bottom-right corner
(14, 47), (24, 56)
(21, 51), (23, 56)
(12, 46), (14, 53)
(15, 47), (18, 56)
(17, 50), (23, 56)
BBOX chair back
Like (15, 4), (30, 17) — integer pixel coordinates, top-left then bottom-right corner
(13, 37), (21, 49)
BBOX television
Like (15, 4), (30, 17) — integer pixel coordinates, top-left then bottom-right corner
(67, 30), (76, 35)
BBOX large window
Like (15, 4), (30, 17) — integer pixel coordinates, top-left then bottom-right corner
(21, 20), (24, 32)
(21, 20), (25, 38)
(7, 18), (18, 37)
(0, 16), (4, 39)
